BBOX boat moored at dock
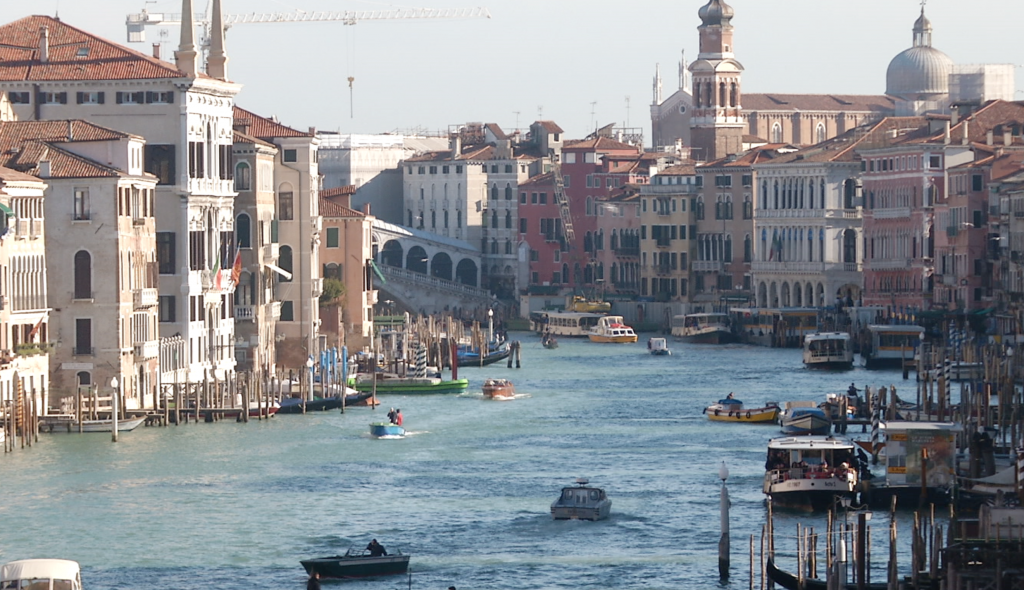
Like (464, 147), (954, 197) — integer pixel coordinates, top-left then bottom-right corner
(779, 402), (832, 436)
(861, 324), (924, 369)
(672, 312), (736, 344)
(551, 478), (611, 521)
(704, 396), (780, 423)
(763, 435), (859, 511)
(802, 332), (854, 369)
(587, 316), (638, 343)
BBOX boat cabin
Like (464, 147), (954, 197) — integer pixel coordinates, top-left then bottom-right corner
(763, 436), (859, 509)
(863, 325), (924, 368)
(551, 478), (612, 521)
(802, 332), (853, 368)
(1, 560), (82, 590)
(531, 311), (604, 337)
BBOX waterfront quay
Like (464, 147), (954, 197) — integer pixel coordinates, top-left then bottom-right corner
(0, 336), (955, 590)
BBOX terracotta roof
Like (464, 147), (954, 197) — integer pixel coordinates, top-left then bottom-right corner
(232, 105), (310, 140)
(485, 123), (508, 140)
(743, 134), (768, 143)
(766, 117), (930, 165)
(563, 136), (640, 152)
(3, 140), (122, 178)
(0, 120), (139, 178)
(937, 101), (1024, 146)
(405, 144), (496, 163)
(743, 93), (896, 114)
(0, 15), (187, 81)
(701, 144), (793, 169)
(319, 195), (364, 218)
(0, 119), (132, 144)
(535, 121), (564, 134)
(321, 186), (356, 198)
(0, 164), (41, 183)
(232, 129), (276, 148)
(519, 172), (555, 188)
(987, 151), (1024, 182)
(657, 163), (697, 175)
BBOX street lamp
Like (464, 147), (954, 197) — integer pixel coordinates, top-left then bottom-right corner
(110, 377), (119, 443)
(488, 308), (494, 344)
(305, 356), (315, 402)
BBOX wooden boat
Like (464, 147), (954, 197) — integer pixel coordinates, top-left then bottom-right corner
(456, 339), (510, 366)
(277, 391), (376, 414)
(301, 549), (410, 579)
(482, 378), (515, 400)
(369, 422), (406, 438)
(766, 557), (888, 590)
(77, 415), (146, 433)
(647, 337), (671, 356)
(802, 332), (854, 369)
(861, 324), (924, 369)
(551, 478), (611, 521)
(704, 397), (779, 423)
(780, 402), (831, 436)
(541, 333), (558, 349)
(352, 374), (469, 395)
(531, 311), (604, 337)
(2, 559), (82, 590)
(587, 316), (638, 343)
(763, 435), (858, 511)
(672, 312), (737, 344)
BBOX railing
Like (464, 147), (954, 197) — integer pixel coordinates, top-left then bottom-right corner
(872, 207), (912, 220)
(869, 259), (911, 270)
(378, 264), (491, 299)
(655, 264), (672, 275)
(133, 287), (159, 308)
(693, 260), (723, 272)
(235, 305), (255, 321)
(133, 340), (159, 359)
(655, 237), (671, 247)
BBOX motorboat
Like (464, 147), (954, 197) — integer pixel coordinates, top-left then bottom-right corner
(704, 397), (780, 423)
(802, 332), (854, 369)
(671, 312), (736, 344)
(551, 478), (611, 521)
(762, 435), (858, 511)
(352, 374), (469, 395)
(278, 390), (375, 414)
(1, 559), (82, 590)
(301, 548), (410, 579)
(587, 316), (638, 343)
(482, 378), (515, 400)
(647, 337), (671, 356)
(541, 332), (558, 349)
(369, 422), (406, 438)
(779, 401), (831, 436)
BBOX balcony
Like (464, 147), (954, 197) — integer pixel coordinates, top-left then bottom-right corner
(269, 301), (282, 320)
(133, 287), (159, 308)
(262, 243), (279, 261)
(693, 260), (723, 272)
(655, 264), (673, 276)
(73, 346), (95, 356)
(869, 207), (911, 220)
(869, 259), (911, 271)
(133, 340), (159, 359)
(235, 305), (256, 321)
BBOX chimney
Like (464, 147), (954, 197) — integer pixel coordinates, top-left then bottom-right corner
(951, 108), (959, 127)
(944, 121), (951, 144)
(39, 26), (49, 63)
(308, 126), (317, 136)
(152, 43), (161, 59)
(38, 160), (51, 178)
(986, 129), (994, 146)
(450, 132), (462, 159)
(363, 203), (371, 216)
(961, 120), (969, 145)
(1005, 131), (1012, 146)
(174, 0), (198, 77)
(67, 120), (73, 141)
(206, 0), (228, 80)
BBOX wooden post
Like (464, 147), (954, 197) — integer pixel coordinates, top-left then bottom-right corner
(719, 467), (730, 581)
(749, 533), (754, 590)
(856, 512), (866, 590)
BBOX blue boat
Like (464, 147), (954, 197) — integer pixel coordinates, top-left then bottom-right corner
(369, 422), (405, 438)
(780, 403), (832, 436)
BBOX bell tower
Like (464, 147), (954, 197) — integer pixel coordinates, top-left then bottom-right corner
(689, 0), (744, 161)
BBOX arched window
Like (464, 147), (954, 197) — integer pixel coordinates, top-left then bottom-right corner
(719, 82), (727, 107)
(505, 210), (512, 229)
(491, 210), (498, 228)
(74, 250), (91, 299)
(490, 239), (498, 254)
(743, 234), (752, 262)
(694, 82), (702, 108)
(236, 213), (251, 248)
(505, 240), (512, 255)
(730, 82), (738, 107)
(586, 196), (593, 216)
(505, 184), (512, 200)
(234, 162), (251, 191)
(816, 123), (827, 144)
(490, 184), (498, 200)
(278, 245), (293, 282)
(76, 371), (91, 387)
(771, 123), (782, 144)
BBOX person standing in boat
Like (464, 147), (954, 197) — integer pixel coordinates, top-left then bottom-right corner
(367, 539), (388, 556)
(387, 408), (396, 424)
(394, 409), (404, 427)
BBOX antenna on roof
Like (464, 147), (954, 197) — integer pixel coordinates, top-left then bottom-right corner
(590, 102), (597, 132)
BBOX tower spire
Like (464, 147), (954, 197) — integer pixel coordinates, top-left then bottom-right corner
(207, 0), (228, 79)
(174, 0), (198, 76)
(653, 64), (663, 105)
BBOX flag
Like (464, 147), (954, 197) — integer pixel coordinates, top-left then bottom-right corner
(27, 317), (43, 341)
(230, 248), (243, 290)
(768, 232), (781, 261)
(212, 254), (222, 290)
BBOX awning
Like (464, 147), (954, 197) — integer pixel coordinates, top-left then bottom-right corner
(0, 202), (13, 216)
(265, 263), (292, 281)
(369, 260), (387, 284)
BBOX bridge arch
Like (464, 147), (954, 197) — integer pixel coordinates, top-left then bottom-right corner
(380, 240), (403, 268)
(456, 258), (478, 286)
(407, 246), (428, 274)
(432, 252), (453, 281)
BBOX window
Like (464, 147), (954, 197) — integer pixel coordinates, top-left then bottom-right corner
(145, 91), (174, 104)
(280, 301), (294, 321)
(816, 123), (827, 144)
(76, 91), (104, 105)
(115, 91), (144, 104)
(326, 227), (339, 248)
(972, 174), (983, 192)
(157, 232), (176, 274)
(279, 246), (293, 281)
(188, 141), (205, 178)
(283, 149), (297, 163)
(74, 250), (92, 299)
(520, 192), (527, 204)
(715, 175), (732, 188)
(75, 318), (92, 356)
(145, 145), (176, 185)
(564, 175), (571, 188)
(41, 91), (68, 104)
(234, 162), (251, 191)
(73, 187), (90, 220)
(771, 122), (782, 144)
(9, 92), (30, 104)
(218, 144), (233, 180)
(505, 185), (513, 200)
(159, 295), (176, 322)
(520, 218), (527, 234)
(278, 191), (294, 220)
(188, 230), (204, 271)
(505, 211), (512, 229)
(741, 174), (752, 187)
(429, 166), (438, 174)
(236, 214), (251, 248)
(540, 193), (547, 204)
(929, 155), (942, 169)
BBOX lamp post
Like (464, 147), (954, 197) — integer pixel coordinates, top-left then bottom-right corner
(306, 356), (315, 403)
(110, 376), (119, 443)
(488, 308), (494, 344)
(718, 461), (730, 581)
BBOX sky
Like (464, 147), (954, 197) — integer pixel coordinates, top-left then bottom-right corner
(3, 0), (1023, 142)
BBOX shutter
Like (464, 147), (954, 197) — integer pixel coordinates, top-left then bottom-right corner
(145, 91), (154, 103)
(116, 92), (123, 104)
(98, 92), (105, 104)
(680, 225), (686, 240)
(671, 225), (677, 240)
(76, 92), (84, 104)
(59, 92), (67, 104)
(134, 91), (145, 103)
(166, 91), (175, 104)
(641, 225), (647, 240)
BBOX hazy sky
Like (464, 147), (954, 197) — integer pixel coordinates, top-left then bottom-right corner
(3, 1), (1022, 141)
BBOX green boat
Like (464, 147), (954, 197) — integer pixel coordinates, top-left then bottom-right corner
(351, 375), (469, 395)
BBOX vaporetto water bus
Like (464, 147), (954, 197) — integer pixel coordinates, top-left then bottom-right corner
(530, 310), (604, 337)
(861, 324), (924, 369)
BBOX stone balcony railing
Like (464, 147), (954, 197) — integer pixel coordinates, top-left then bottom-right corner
(692, 260), (723, 272)
(262, 243), (279, 261)
(133, 340), (159, 360)
(235, 305), (255, 321)
(133, 287), (159, 308)
(378, 264), (491, 299)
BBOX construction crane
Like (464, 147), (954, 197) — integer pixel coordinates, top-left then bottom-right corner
(126, 1), (491, 64)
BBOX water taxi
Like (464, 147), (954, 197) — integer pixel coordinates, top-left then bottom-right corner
(1, 560), (82, 590)
(482, 378), (515, 400)
(861, 324), (924, 369)
(551, 478), (611, 521)
(301, 548), (410, 579)
(530, 311), (604, 338)
(587, 316), (638, 343)
(763, 435), (858, 511)
(672, 312), (736, 344)
(802, 332), (854, 370)
(704, 396), (780, 423)
(353, 374), (469, 395)
(647, 337), (671, 355)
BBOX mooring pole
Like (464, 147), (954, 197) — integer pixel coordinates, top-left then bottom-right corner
(719, 461), (730, 581)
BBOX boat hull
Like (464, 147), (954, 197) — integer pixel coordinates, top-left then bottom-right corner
(353, 378), (469, 395)
(650, 349), (671, 356)
(781, 413), (832, 436)
(369, 422), (406, 437)
(482, 380), (515, 400)
(767, 557), (887, 590)
(300, 554), (410, 579)
(764, 478), (855, 511)
(457, 345), (511, 366)
(277, 392), (376, 414)
(706, 406), (779, 423)
(804, 358), (854, 370)
(588, 334), (638, 343)
(77, 416), (146, 433)
(550, 505), (610, 521)
(680, 329), (737, 345)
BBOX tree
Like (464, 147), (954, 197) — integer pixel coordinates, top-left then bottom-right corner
(320, 278), (346, 306)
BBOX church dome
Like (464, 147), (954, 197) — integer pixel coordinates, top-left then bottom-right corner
(885, 8), (952, 99)
(698, 0), (734, 27)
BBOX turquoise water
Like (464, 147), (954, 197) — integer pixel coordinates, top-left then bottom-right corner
(0, 335), (935, 589)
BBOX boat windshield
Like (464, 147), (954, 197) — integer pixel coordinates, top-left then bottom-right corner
(2, 580), (75, 590)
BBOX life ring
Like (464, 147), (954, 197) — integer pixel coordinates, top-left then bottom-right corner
(746, 411), (752, 419)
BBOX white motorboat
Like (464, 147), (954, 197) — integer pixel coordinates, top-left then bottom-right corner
(1, 559), (82, 590)
(802, 332), (854, 369)
(551, 478), (611, 521)
(79, 415), (146, 433)
(763, 435), (858, 511)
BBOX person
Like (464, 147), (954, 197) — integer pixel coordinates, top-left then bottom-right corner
(395, 409), (403, 427)
(847, 382), (859, 397)
(387, 407), (396, 424)
(367, 539), (387, 556)
(726, 392), (735, 400)
(306, 571), (321, 590)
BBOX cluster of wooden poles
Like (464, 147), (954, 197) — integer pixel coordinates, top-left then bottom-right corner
(2, 377), (40, 452)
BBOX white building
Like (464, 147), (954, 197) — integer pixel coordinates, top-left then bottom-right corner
(318, 133), (447, 190)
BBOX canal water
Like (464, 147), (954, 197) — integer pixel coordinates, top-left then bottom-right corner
(0, 335), (936, 589)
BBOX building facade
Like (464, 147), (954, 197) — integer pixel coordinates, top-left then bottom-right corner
(638, 164), (698, 302)
(319, 191), (376, 352)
